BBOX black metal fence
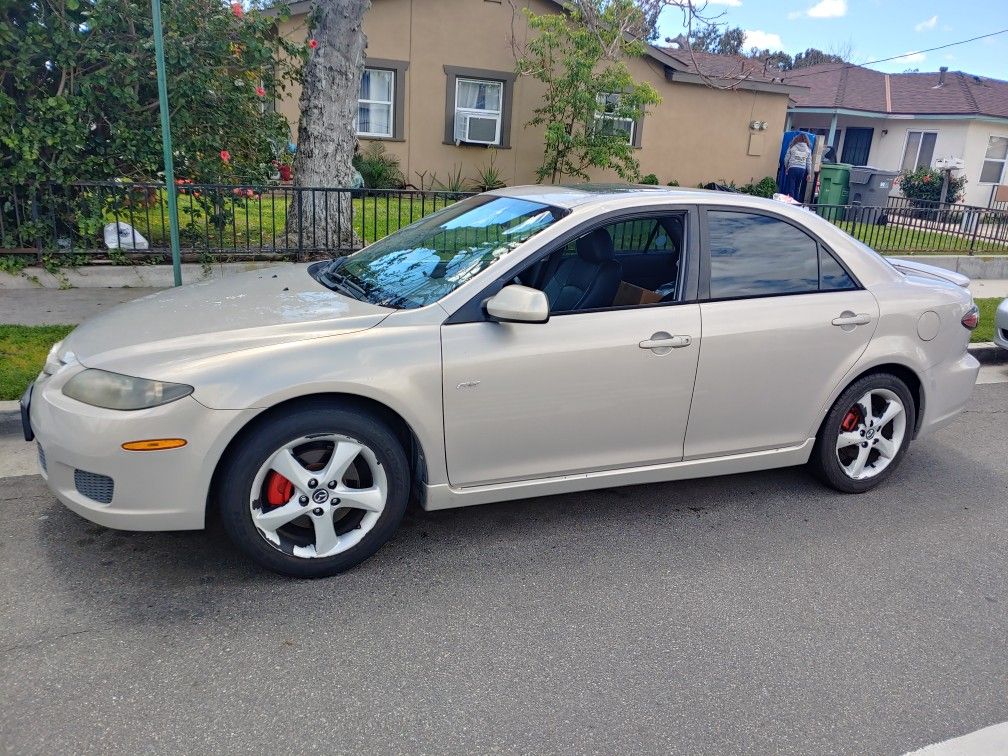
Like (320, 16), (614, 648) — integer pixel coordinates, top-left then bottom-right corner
(0, 182), (471, 263)
(810, 195), (1008, 253)
(3, 181), (1008, 264)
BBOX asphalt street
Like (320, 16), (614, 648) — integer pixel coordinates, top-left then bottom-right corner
(1, 383), (1007, 755)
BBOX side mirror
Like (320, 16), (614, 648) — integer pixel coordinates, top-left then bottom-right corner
(484, 284), (550, 324)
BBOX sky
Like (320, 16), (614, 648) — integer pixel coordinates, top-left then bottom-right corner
(656, 0), (1008, 79)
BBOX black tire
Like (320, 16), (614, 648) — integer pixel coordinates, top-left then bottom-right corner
(218, 402), (410, 578)
(810, 372), (916, 494)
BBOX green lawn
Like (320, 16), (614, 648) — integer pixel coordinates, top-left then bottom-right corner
(0, 325), (75, 400)
(1, 300), (1001, 401)
(835, 220), (1008, 254)
(973, 297), (1001, 344)
(89, 190), (456, 251)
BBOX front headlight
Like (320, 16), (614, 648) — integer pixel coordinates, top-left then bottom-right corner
(62, 369), (193, 410)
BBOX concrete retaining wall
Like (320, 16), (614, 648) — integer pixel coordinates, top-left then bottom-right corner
(0, 261), (281, 289)
(888, 256), (1008, 279)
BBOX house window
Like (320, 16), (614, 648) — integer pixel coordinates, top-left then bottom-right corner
(453, 78), (503, 145)
(901, 131), (937, 172)
(443, 66), (516, 148)
(980, 135), (1008, 184)
(356, 68), (394, 138)
(594, 93), (635, 143)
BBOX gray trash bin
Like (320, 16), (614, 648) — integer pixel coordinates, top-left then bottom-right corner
(845, 167), (899, 224)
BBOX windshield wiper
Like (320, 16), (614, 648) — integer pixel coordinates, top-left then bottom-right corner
(318, 259), (367, 300)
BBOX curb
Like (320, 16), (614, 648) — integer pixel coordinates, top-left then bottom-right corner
(968, 341), (1008, 364)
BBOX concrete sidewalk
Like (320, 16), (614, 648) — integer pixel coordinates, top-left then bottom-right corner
(2, 281), (1008, 327)
(0, 287), (161, 326)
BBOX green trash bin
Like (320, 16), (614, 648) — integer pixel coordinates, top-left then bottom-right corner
(817, 163), (851, 221)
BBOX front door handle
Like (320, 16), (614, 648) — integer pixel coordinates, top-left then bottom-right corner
(639, 332), (692, 354)
(831, 312), (872, 327)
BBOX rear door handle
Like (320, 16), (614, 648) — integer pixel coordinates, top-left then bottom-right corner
(831, 312), (872, 327)
(639, 333), (692, 352)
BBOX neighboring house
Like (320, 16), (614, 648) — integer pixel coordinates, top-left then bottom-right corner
(272, 0), (803, 188)
(784, 64), (1008, 207)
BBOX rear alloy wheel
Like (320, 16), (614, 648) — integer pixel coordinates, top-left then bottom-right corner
(811, 374), (915, 493)
(218, 404), (409, 577)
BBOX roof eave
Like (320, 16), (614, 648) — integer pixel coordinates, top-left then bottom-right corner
(666, 67), (808, 96)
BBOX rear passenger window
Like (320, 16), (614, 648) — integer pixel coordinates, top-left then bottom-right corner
(707, 211), (817, 299)
(819, 248), (857, 291)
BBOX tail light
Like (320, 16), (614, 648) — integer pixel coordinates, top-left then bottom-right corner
(961, 304), (980, 331)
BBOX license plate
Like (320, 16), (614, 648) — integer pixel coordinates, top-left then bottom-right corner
(20, 382), (34, 442)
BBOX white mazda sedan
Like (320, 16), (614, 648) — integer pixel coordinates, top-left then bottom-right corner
(23, 185), (981, 577)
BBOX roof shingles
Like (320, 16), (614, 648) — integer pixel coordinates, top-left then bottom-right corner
(784, 64), (1008, 119)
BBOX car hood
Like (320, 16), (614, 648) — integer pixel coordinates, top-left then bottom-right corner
(890, 258), (970, 288)
(59, 264), (391, 372)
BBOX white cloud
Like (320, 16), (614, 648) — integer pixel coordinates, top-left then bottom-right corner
(806, 0), (847, 18)
(744, 29), (784, 50)
(901, 51), (927, 63)
(707, 0), (742, 5)
(914, 15), (938, 32)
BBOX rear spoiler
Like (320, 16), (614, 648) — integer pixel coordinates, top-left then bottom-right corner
(889, 258), (970, 289)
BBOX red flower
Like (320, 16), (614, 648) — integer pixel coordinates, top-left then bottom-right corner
(922, 174), (931, 183)
(307, 38), (318, 49)
(230, 2), (244, 18)
(220, 150), (231, 163)
(255, 85), (266, 97)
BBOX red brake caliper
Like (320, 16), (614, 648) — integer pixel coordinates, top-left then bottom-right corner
(841, 407), (860, 432)
(265, 472), (294, 507)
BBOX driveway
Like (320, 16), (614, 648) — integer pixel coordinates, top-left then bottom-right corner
(1, 382), (1006, 754)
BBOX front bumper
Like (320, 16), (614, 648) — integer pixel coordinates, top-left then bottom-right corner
(30, 368), (255, 531)
(916, 350), (980, 438)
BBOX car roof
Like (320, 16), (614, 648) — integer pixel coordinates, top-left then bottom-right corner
(487, 183), (712, 209)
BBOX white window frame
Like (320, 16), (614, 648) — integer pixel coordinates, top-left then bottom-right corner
(979, 135), (1008, 185)
(594, 92), (635, 144)
(454, 77), (503, 145)
(355, 67), (394, 139)
(900, 130), (938, 172)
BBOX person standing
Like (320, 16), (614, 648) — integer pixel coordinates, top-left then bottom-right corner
(783, 133), (813, 202)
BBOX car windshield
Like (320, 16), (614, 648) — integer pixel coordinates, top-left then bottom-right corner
(318, 195), (563, 309)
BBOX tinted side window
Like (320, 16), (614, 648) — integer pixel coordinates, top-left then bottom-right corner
(707, 211), (818, 299)
(819, 248), (857, 291)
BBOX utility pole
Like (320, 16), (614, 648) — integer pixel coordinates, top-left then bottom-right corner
(151, 0), (183, 287)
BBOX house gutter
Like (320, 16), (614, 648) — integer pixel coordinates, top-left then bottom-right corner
(787, 106), (1008, 125)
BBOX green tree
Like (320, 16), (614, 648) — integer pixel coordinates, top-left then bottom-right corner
(0, 0), (303, 188)
(516, 0), (660, 184)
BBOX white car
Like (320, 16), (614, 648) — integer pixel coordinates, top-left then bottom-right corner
(995, 297), (1008, 351)
(22, 186), (981, 577)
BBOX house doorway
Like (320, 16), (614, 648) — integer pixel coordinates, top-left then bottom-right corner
(841, 127), (873, 166)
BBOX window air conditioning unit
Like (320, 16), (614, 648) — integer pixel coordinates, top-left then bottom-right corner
(458, 114), (498, 145)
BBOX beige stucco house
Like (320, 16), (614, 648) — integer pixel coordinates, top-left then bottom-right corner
(272, 0), (803, 188)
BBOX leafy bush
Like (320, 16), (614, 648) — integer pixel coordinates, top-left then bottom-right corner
(352, 143), (404, 189)
(469, 151), (507, 192)
(739, 176), (778, 198)
(898, 167), (966, 205)
(434, 165), (468, 196)
(639, 173), (659, 185)
(667, 180), (680, 187)
(1, 0), (303, 188)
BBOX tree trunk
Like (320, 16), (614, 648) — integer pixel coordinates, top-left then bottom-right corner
(285, 0), (370, 258)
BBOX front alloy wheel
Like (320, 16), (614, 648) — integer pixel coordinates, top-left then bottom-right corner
(218, 403), (410, 577)
(250, 434), (388, 559)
